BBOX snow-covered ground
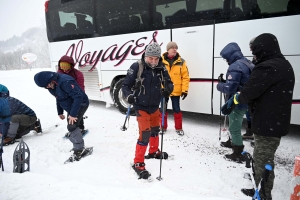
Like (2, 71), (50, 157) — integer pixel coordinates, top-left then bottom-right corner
(0, 69), (299, 200)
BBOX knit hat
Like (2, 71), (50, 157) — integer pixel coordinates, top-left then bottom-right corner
(166, 42), (178, 51)
(145, 42), (161, 57)
(0, 84), (9, 97)
(60, 62), (71, 71)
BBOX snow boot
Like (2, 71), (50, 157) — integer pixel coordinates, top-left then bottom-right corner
(145, 149), (168, 159)
(242, 128), (253, 140)
(34, 119), (42, 133)
(132, 162), (151, 179)
(220, 137), (232, 148)
(241, 188), (255, 197)
(3, 137), (16, 146)
(159, 112), (168, 132)
(67, 147), (93, 162)
(224, 145), (245, 163)
(176, 130), (184, 136)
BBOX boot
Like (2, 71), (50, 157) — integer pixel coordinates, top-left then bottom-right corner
(174, 112), (182, 131)
(66, 147), (93, 162)
(3, 137), (16, 146)
(242, 128), (253, 140)
(159, 112), (168, 131)
(34, 119), (42, 133)
(220, 137), (232, 148)
(132, 162), (151, 179)
(145, 149), (169, 159)
(224, 145), (245, 163)
(241, 188), (255, 197)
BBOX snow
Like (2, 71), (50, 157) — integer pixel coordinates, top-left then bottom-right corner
(0, 69), (299, 200)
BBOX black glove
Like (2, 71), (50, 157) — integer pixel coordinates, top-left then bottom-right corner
(127, 94), (135, 104)
(218, 73), (226, 83)
(161, 88), (170, 98)
(181, 92), (187, 100)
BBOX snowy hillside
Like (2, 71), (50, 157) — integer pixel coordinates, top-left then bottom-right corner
(0, 69), (299, 200)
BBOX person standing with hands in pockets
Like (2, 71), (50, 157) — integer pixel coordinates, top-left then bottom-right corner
(161, 42), (190, 136)
(122, 42), (173, 180)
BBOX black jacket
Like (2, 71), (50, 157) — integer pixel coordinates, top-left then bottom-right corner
(238, 33), (295, 138)
(122, 54), (173, 114)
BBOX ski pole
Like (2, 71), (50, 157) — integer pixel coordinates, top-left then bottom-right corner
(218, 73), (224, 141)
(120, 105), (131, 131)
(157, 94), (166, 181)
(0, 124), (4, 171)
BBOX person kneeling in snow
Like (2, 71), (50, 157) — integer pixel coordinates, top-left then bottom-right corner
(34, 72), (91, 161)
(0, 84), (42, 145)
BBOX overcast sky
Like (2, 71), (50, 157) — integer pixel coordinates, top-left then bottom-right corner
(0, 0), (45, 41)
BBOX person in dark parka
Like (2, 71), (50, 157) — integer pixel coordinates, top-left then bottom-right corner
(232, 33), (295, 199)
(34, 72), (91, 161)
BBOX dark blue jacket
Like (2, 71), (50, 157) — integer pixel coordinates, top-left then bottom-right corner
(122, 54), (173, 114)
(34, 72), (89, 117)
(217, 43), (253, 110)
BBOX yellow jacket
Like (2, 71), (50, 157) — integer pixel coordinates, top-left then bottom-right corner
(162, 52), (190, 96)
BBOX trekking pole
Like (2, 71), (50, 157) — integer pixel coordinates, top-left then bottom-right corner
(0, 125), (4, 171)
(218, 73), (224, 141)
(242, 151), (273, 200)
(157, 94), (166, 181)
(120, 105), (131, 131)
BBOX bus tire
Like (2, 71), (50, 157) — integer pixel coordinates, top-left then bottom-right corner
(113, 78), (135, 115)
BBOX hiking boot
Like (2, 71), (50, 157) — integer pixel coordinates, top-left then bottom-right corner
(224, 145), (245, 163)
(4, 137), (16, 146)
(72, 147), (93, 161)
(220, 137), (232, 148)
(145, 149), (168, 159)
(241, 188), (255, 197)
(132, 162), (151, 179)
(242, 128), (253, 140)
(34, 119), (42, 133)
(176, 129), (184, 136)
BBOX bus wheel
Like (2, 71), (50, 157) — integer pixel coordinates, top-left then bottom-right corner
(113, 78), (135, 115)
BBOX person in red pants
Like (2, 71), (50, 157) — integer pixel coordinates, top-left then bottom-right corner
(122, 42), (173, 179)
(161, 42), (190, 136)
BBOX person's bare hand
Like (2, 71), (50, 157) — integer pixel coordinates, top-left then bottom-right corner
(68, 116), (77, 125)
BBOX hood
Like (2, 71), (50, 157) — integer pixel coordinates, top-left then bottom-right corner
(251, 33), (283, 63)
(0, 84), (9, 97)
(34, 71), (58, 87)
(58, 55), (75, 70)
(220, 43), (244, 65)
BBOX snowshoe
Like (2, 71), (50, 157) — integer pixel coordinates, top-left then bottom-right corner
(145, 150), (168, 160)
(176, 130), (184, 136)
(132, 162), (151, 180)
(64, 147), (93, 164)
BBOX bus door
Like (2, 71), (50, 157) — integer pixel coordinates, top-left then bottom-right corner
(170, 21), (215, 114)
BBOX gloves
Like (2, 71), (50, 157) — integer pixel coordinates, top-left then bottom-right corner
(161, 88), (170, 98)
(233, 93), (240, 104)
(218, 73), (226, 83)
(127, 94), (136, 104)
(181, 92), (187, 100)
(220, 93), (240, 115)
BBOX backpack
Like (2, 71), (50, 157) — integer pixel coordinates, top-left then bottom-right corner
(0, 98), (11, 123)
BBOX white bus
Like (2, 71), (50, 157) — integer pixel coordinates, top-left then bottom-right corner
(45, 0), (300, 125)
